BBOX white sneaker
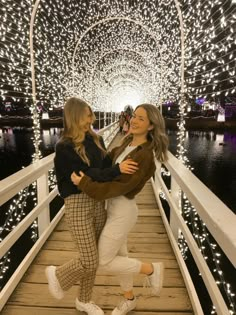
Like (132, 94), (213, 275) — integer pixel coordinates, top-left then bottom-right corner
(45, 265), (64, 299)
(112, 297), (137, 315)
(75, 298), (104, 315)
(144, 262), (164, 295)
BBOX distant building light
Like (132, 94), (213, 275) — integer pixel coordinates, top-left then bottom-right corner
(195, 97), (206, 105)
(217, 113), (225, 122)
(42, 113), (49, 119)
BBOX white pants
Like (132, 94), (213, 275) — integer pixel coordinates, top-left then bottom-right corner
(97, 196), (142, 291)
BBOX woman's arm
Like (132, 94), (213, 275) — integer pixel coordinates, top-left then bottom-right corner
(72, 152), (155, 201)
(55, 141), (138, 183)
(83, 155), (120, 182)
(83, 158), (138, 182)
(77, 136), (138, 181)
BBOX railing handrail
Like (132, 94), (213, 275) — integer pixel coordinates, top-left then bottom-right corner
(165, 151), (236, 268)
(0, 154), (55, 207)
(151, 152), (236, 315)
(0, 121), (119, 207)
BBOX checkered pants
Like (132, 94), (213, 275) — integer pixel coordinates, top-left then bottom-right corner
(56, 193), (106, 302)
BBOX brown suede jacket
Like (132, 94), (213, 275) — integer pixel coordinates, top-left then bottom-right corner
(78, 140), (156, 201)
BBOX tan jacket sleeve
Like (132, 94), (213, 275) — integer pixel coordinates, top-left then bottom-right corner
(78, 151), (155, 201)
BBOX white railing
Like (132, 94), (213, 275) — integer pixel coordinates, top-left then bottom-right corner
(152, 152), (236, 315)
(0, 121), (119, 311)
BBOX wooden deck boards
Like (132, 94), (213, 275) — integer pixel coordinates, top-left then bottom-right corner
(1, 133), (194, 314)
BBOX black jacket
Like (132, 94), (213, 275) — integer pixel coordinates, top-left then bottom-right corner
(54, 133), (121, 198)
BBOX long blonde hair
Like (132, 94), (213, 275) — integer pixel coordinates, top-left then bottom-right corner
(123, 104), (169, 162)
(61, 97), (106, 165)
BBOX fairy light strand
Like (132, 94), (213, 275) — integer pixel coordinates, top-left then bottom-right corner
(0, 0), (235, 312)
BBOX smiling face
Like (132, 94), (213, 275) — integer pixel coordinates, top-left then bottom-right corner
(81, 106), (93, 132)
(129, 106), (153, 137)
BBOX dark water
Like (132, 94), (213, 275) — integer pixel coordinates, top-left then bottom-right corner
(167, 129), (236, 213)
(0, 127), (61, 179)
(0, 127), (236, 313)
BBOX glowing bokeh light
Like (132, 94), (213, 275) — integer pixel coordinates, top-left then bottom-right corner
(0, 1), (235, 313)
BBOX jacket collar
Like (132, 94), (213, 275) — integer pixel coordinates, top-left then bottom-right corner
(133, 140), (152, 151)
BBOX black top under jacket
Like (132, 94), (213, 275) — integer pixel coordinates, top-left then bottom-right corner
(54, 133), (121, 198)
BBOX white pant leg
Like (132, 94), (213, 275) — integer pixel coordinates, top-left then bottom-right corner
(117, 241), (135, 291)
(97, 196), (142, 291)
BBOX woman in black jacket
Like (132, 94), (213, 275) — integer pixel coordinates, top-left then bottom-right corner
(45, 97), (137, 315)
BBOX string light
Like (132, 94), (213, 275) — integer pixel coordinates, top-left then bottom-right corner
(0, 0), (235, 312)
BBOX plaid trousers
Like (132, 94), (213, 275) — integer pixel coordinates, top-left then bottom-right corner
(56, 193), (106, 302)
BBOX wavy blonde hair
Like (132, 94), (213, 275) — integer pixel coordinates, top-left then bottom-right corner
(122, 104), (169, 162)
(61, 97), (106, 165)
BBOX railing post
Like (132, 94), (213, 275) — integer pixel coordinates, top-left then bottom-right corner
(104, 111), (106, 127)
(170, 176), (181, 241)
(37, 173), (50, 236)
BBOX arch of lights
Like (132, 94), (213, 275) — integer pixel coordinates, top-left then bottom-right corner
(28, 0), (183, 112)
(61, 19), (167, 114)
(70, 16), (165, 100)
(86, 49), (163, 110)
(72, 45), (163, 105)
(1, 0), (235, 105)
(0, 0), (235, 313)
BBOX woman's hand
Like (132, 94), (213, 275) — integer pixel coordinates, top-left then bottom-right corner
(119, 158), (138, 174)
(71, 171), (85, 185)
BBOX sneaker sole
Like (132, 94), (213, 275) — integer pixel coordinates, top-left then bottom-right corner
(158, 262), (164, 292)
(45, 267), (64, 300)
(111, 298), (137, 315)
(151, 262), (164, 296)
(75, 300), (104, 315)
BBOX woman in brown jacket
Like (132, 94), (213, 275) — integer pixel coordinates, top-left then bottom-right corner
(71, 104), (169, 315)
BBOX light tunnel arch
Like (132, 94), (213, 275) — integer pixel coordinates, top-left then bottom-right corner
(84, 47), (162, 107)
(30, 0), (185, 109)
(70, 16), (164, 94)
(76, 47), (160, 82)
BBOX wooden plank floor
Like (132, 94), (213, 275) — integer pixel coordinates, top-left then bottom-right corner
(1, 133), (194, 315)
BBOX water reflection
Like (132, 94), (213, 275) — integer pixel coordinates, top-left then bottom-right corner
(41, 128), (61, 149)
(0, 128), (16, 152)
(168, 130), (236, 213)
(0, 127), (61, 180)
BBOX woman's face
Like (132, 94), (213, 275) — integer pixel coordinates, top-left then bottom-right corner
(129, 107), (152, 136)
(81, 106), (93, 132)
